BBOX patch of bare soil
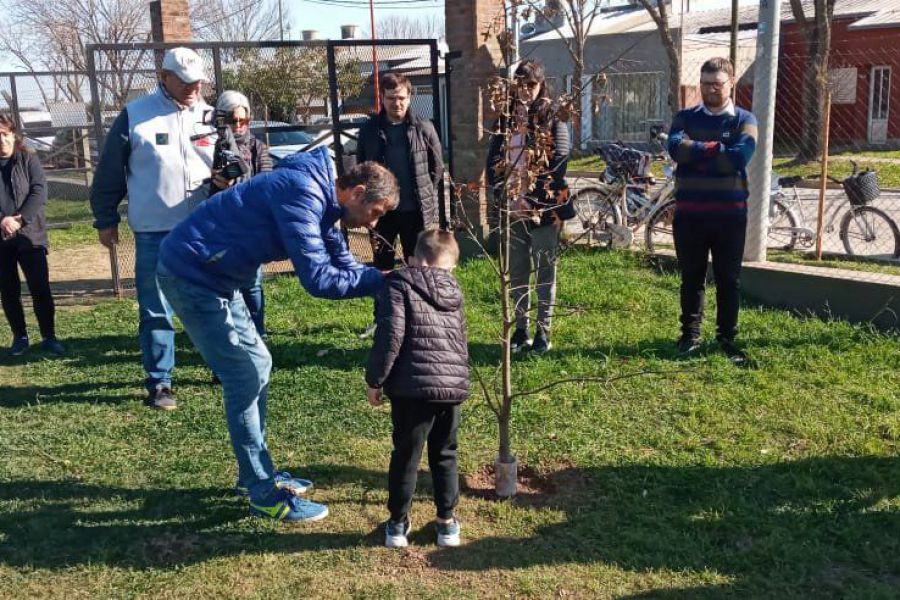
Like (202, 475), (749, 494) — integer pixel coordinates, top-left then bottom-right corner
(462, 461), (587, 506)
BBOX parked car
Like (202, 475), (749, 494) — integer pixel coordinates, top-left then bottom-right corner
(251, 121), (358, 167)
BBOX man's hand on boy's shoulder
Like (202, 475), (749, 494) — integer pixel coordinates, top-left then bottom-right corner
(367, 386), (383, 406)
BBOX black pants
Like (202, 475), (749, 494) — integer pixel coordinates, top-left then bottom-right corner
(0, 237), (56, 340)
(673, 215), (746, 340)
(388, 399), (460, 522)
(371, 210), (424, 271)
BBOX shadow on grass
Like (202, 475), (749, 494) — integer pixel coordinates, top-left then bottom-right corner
(0, 479), (365, 570)
(430, 456), (900, 597)
(3, 457), (898, 595)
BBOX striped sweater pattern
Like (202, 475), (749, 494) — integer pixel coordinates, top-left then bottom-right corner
(667, 104), (758, 219)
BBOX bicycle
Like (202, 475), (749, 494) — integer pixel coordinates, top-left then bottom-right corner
(766, 163), (900, 259)
(568, 141), (676, 250)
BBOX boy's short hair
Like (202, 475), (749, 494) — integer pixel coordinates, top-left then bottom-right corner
(415, 229), (459, 266)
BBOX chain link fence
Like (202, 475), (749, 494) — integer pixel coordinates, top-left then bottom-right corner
(562, 36), (900, 285)
(1, 39), (447, 298)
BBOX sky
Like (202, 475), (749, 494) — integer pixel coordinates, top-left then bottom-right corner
(0, 0), (751, 72)
(287, 0), (445, 39)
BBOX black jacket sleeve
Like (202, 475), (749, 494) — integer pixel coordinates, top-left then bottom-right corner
(365, 278), (407, 389)
(17, 153), (47, 224)
(90, 109), (130, 230)
(424, 121), (444, 191)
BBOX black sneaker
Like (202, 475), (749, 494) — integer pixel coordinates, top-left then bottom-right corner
(145, 384), (177, 411)
(41, 337), (66, 357)
(8, 335), (29, 356)
(717, 336), (749, 366)
(531, 329), (552, 355)
(510, 328), (532, 353)
(676, 334), (701, 355)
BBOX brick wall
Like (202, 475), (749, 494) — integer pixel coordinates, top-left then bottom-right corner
(150, 0), (192, 43)
(445, 0), (504, 233)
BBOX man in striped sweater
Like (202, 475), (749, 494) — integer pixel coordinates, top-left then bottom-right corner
(667, 57), (757, 365)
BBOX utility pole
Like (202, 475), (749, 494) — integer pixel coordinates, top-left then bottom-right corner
(370, 0), (380, 113)
(278, 0), (284, 41)
(745, 0), (782, 262)
(730, 0), (738, 98)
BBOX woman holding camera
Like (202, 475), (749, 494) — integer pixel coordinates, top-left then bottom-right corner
(0, 114), (64, 356)
(210, 91), (272, 339)
(486, 59), (572, 355)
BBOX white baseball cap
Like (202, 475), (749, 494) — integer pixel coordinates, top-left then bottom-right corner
(161, 47), (208, 84)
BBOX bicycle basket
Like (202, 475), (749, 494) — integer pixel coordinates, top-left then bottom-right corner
(842, 170), (879, 206)
(600, 144), (651, 179)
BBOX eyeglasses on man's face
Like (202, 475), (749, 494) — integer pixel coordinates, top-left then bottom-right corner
(700, 80), (730, 90)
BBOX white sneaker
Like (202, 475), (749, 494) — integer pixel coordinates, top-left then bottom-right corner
(385, 518), (411, 548)
(436, 518), (461, 547)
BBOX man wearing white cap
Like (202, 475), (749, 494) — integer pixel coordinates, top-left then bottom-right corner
(91, 47), (216, 410)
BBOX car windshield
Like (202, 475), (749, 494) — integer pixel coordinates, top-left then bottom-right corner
(258, 129), (315, 147)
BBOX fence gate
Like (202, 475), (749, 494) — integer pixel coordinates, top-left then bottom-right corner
(85, 39), (447, 296)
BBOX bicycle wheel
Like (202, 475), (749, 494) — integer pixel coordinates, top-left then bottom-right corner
(839, 205), (900, 258)
(644, 199), (677, 254)
(767, 198), (800, 251)
(570, 186), (620, 243)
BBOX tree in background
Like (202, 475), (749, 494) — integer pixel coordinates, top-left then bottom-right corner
(222, 47), (365, 123)
(788, 0), (835, 162)
(373, 14), (445, 40)
(1, 0), (151, 108)
(522, 0), (605, 150)
(635, 0), (681, 114)
(191, 0), (288, 42)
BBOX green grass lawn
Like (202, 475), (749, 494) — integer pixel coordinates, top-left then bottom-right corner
(570, 150), (900, 188)
(768, 250), (900, 276)
(1, 251), (899, 598)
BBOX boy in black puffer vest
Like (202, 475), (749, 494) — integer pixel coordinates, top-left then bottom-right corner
(365, 229), (469, 549)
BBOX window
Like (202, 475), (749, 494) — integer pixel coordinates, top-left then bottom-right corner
(827, 67), (857, 105)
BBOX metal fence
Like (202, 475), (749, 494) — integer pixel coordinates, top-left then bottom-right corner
(564, 37), (900, 281)
(1, 39), (448, 298)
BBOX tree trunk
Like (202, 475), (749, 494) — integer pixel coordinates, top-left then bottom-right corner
(497, 183), (514, 466)
(798, 13), (831, 161)
(791, 0), (834, 163)
(664, 40), (682, 114)
(571, 58), (584, 150)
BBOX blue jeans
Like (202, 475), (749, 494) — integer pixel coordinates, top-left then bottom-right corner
(240, 267), (265, 337)
(134, 232), (175, 394)
(156, 263), (276, 501)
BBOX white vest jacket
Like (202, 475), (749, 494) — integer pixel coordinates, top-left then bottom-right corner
(125, 89), (215, 232)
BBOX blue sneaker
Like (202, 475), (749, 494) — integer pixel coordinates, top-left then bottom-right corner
(249, 488), (329, 522)
(9, 336), (29, 356)
(235, 471), (313, 497)
(436, 518), (461, 547)
(385, 517), (411, 548)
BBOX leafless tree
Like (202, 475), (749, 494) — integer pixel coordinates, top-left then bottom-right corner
(635, 0), (681, 114)
(191, 0), (288, 42)
(521, 0), (604, 150)
(373, 14), (445, 40)
(1, 0), (152, 109)
(788, 0), (835, 162)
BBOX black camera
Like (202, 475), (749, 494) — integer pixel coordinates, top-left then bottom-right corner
(211, 111), (248, 183)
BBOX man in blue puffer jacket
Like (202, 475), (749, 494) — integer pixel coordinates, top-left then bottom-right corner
(157, 146), (398, 522)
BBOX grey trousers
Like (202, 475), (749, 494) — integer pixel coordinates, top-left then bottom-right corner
(509, 220), (559, 335)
